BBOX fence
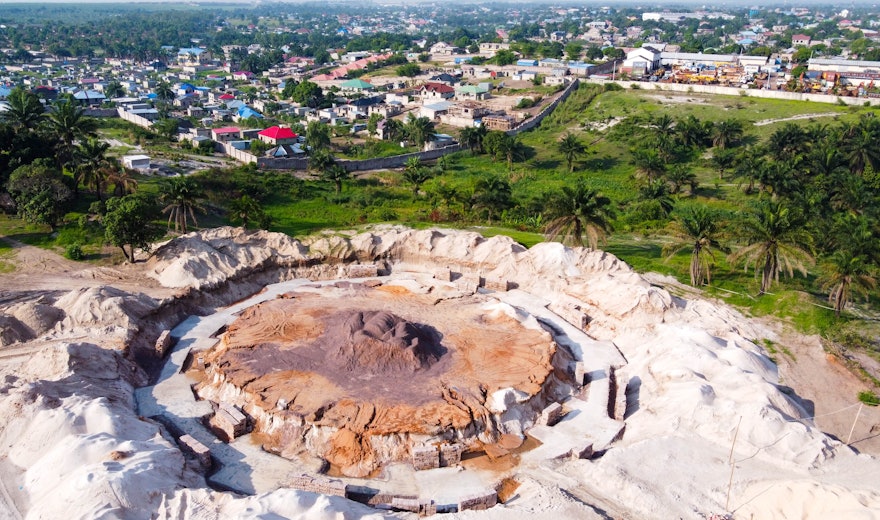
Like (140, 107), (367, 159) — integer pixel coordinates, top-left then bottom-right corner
(250, 144), (466, 172)
(585, 78), (880, 107)
(116, 107), (155, 129)
(507, 77), (580, 136)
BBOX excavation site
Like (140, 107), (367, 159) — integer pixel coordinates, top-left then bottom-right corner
(1, 226), (879, 519)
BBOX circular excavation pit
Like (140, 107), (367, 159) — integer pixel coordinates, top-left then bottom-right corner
(193, 279), (576, 479)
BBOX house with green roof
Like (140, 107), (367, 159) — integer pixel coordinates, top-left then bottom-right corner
(339, 79), (375, 92)
(455, 84), (489, 101)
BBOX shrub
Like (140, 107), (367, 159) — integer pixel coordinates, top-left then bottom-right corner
(65, 243), (85, 261)
(858, 391), (880, 406)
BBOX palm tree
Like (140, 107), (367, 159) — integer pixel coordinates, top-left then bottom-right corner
(728, 200), (815, 295)
(663, 205), (725, 286)
(403, 156), (432, 198)
(631, 148), (666, 181)
(155, 82), (175, 102)
(710, 148), (736, 179)
(459, 126), (485, 155)
(676, 114), (711, 149)
(639, 179), (675, 215)
(732, 146), (765, 194)
(817, 250), (876, 317)
(767, 122), (809, 163)
(322, 164), (350, 195)
(308, 147), (335, 173)
(839, 116), (880, 176)
(0, 88), (45, 130)
(404, 114), (435, 148)
(159, 176), (205, 234)
(711, 118), (744, 149)
(228, 194), (267, 229)
(46, 98), (97, 169)
(471, 176), (512, 223)
(306, 120), (332, 151)
(76, 138), (112, 201)
(558, 132), (586, 173)
(107, 167), (139, 197)
(543, 181), (614, 249)
(665, 164), (699, 195)
(104, 80), (125, 99)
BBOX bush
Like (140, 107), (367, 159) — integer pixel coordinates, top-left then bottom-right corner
(65, 243), (85, 261)
(858, 391), (880, 406)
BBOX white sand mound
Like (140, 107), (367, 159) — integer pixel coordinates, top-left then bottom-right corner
(147, 227), (317, 289)
(2, 226), (879, 519)
(735, 480), (880, 519)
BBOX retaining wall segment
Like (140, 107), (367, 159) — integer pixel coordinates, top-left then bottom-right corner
(286, 474), (348, 497)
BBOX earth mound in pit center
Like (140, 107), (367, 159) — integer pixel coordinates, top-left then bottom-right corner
(195, 283), (573, 477)
(329, 310), (445, 374)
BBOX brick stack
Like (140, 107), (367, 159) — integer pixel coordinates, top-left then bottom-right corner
(537, 402), (564, 426)
(155, 330), (173, 358)
(412, 445), (439, 470)
(178, 434), (211, 470)
(458, 490), (497, 511)
(286, 474), (348, 497)
(439, 443), (464, 467)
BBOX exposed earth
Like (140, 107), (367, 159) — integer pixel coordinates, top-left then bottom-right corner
(0, 225), (877, 519)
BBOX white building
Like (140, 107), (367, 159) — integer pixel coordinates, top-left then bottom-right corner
(122, 155), (151, 170)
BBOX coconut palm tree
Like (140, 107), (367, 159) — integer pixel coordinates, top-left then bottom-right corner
(728, 200), (815, 295)
(710, 148), (736, 179)
(817, 250), (877, 317)
(558, 132), (586, 173)
(403, 156), (432, 198)
(159, 176), (205, 234)
(0, 88), (45, 130)
(543, 180), (614, 249)
(663, 205), (725, 286)
(46, 97), (97, 169)
(711, 118), (744, 149)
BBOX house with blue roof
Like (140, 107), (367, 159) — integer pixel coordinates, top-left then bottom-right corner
(0, 86), (11, 100)
(235, 106), (263, 121)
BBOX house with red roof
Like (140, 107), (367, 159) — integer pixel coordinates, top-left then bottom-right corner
(792, 34), (812, 47)
(420, 82), (455, 100)
(232, 71), (255, 81)
(211, 127), (242, 142)
(257, 126), (299, 145)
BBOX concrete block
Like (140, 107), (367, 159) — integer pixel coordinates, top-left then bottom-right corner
(208, 405), (248, 441)
(412, 445), (439, 470)
(178, 434), (211, 470)
(420, 500), (437, 516)
(155, 330), (173, 357)
(548, 302), (591, 331)
(570, 442), (593, 460)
